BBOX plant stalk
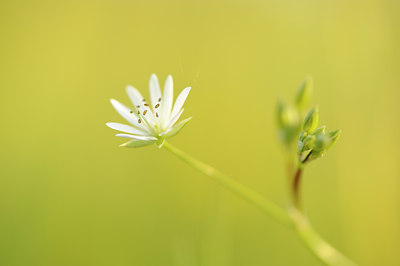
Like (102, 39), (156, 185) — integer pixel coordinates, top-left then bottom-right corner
(163, 141), (356, 266)
(163, 141), (292, 227)
(292, 167), (303, 210)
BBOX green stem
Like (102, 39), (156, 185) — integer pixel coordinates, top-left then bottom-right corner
(292, 167), (303, 210)
(163, 142), (356, 266)
(290, 209), (357, 266)
(163, 141), (292, 227)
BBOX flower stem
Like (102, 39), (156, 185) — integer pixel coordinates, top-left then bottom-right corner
(292, 167), (303, 210)
(163, 141), (292, 227)
(290, 209), (357, 266)
(163, 142), (356, 266)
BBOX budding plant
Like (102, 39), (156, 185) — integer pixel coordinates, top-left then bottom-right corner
(106, 74), (356, 266)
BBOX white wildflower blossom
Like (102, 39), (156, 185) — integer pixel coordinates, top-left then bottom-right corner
(106, 74), (192, 148)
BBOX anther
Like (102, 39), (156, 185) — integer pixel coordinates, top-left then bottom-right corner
(143, 110), (147, 115)
(138, 119), (141, 124)
(156, 112), (159, 117)
(144, 103), (149, 107)
(137, 111), (140, 115)
(155, 104), (160, 109)
(158, 97), (161, 102)
(136, 105), (140, 108)
(130, 110), (134, 114)
(142, 99), (146, 102)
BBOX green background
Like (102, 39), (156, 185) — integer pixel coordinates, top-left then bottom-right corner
(0, 0), (399, 265)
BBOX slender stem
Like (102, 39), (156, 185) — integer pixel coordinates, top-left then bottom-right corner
(290, 209), (357, 266)
(292, 152), (311, 211)
(292, 167), (303, 210)
(163, 142), (357, 266)
(163, 142), (292, 227)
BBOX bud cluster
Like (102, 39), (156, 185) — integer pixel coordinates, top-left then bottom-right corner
(276, 76), (313, 148)
(297, 107), (341, 163)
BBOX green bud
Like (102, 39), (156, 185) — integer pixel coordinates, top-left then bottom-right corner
(309, 150), (326, 161)
(326, 129), (341, 149)
(300, 129), (342, 163)
(313, 133), (329, 152)
(312, 125), (326, 135)
(295, 75), (313, 111)
(302, 135), (316, 151)
(299, 131), (308, 141)
(297, 134), (317, 163)
(303, 106), (319, 133)
(276, 101), (301, 146)
(277, 102), (299, 128)
(297, 140), (303, 154)
(276, 100), (285, 126)
(298, 134), (316, 154)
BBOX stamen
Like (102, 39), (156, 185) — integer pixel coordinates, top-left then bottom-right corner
(142, 99), (146, 102)
(137, 111), (140, 115)
(144, 103), (149, 107)
(138, 119), (141, 124)
(155, 104), (160, 109)
(158, 97), (161, 102)
(136, 105), (140, 108)
(130, 110), (134, 114)
(156, 112), (159, 117)
(143, 110), (147, 115)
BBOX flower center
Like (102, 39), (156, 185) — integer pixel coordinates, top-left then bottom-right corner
(130, 97), (163, 133)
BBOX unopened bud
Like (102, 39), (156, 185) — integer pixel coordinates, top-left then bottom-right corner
(303, 106), (319, 133)
(295, 75), (313, 111)
(326, 129), (342, 149)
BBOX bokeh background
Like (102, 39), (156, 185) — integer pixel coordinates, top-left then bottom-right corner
(0, 0), (399, 265)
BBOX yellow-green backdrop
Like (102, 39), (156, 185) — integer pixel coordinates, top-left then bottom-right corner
(0, 0), (399, 265)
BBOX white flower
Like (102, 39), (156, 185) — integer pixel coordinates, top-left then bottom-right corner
(106, 74), (192, 148)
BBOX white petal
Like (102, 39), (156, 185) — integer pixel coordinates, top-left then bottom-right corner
(171, 87), (191, 120)
(110, 99), (150, 132)
(168, 108), (184, 128)
(160, 117), (192, 138)
(115, 134), (157, 141)
(149, 74), (161, 109)
(120, 139), (155, 148)
(126, 85), (145, 107)
(160, 75), (173, 127)
(106, 122), (147, 135)
(126, 86), (157, 127)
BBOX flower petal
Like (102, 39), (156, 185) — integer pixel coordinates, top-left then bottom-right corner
(126, 85), (157, 127)
(119, 139), (155, 148)
(115, 134), (157, 141)
(171, 87), (191, 120)
(106, 122), (147, 135)
(126, 85), (144, 107)
(160, 75), (173, 127)
(110, 99), (150, 132)
(168, 108), (184, 127)
(149, 74), (161, 109)
(160, 117), (192, 138)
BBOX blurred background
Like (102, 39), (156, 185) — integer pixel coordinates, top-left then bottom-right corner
(0, 0), (399, 265)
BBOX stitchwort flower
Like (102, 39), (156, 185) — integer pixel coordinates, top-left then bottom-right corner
(106, 74), (192, 148)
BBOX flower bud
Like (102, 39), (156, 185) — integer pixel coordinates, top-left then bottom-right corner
(313, 133), (330, 152)
(312, 125), (326, 135)
(277, 101), (299, 128)
(277, 101), (301, 147)
(326, 129), (342, 150)
(295, 75), (313, 111)
(298, 135), (316, 153)
(302, 106), (319, 133)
